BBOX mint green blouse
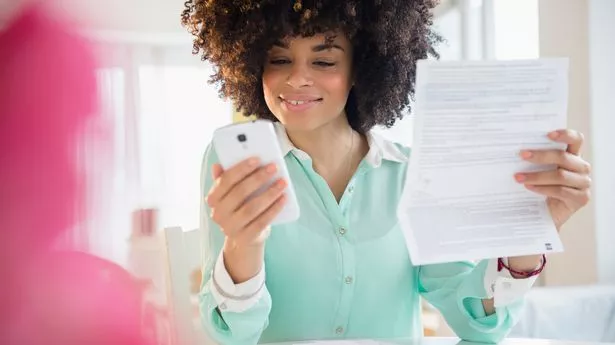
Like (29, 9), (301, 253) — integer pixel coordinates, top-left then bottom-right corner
(198, 125), (523, 345)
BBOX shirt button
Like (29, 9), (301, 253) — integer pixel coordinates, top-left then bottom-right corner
(348, 185), (354, 193)
(339, 227), (347, 235)
(345, 276), (353, 284)
(335, 326), (344, 334)
(219, 303), (227, 310)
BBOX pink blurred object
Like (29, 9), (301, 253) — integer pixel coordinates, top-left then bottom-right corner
(8, 251), (151, 345)
(0, 6), (152, 345)
(0, 5), (96, 259)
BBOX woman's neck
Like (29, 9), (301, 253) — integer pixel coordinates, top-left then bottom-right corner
(285, 116), (368, 200)
(287, 118), (353, 169)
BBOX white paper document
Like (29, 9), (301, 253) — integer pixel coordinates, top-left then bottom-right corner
(397, 59), (568, 265)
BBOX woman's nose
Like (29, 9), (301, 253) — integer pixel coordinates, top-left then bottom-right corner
(286, 63), (313, 88)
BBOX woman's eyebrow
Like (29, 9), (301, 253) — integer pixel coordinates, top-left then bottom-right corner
(311, 44), (345, 52)
(271, 41), (345, 52)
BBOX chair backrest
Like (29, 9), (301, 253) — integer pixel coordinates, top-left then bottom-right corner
(162, 226), (210, 344)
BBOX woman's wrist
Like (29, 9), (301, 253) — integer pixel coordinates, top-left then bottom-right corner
(505, 254), (545, 278)
(223, 237), (266, 284)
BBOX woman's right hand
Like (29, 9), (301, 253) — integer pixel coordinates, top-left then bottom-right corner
(206, 157), (288, 248)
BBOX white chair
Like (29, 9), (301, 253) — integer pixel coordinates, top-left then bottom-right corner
(162, 226), (212, 344)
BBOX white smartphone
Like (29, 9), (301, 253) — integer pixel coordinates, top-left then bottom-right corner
(211, 120), (300, 225)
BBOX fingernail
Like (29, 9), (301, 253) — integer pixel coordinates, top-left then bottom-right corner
(548, 131), (560, 139)
(266, 163), (277, 173)
(515, 174), (526, 182)
(276, 179), (287, 189)
(520, 151), (533, 159)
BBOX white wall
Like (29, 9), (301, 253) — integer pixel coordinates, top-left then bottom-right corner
(539, 0), (615, 286)
(55, 0), (185, 33)
(493, 0), (539, 59)
(539, 0), (598, 286)
(1, 0), (189, 42)
(589, 0), (615, 284)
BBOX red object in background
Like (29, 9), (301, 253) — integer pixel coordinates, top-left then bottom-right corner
(132, 208), (160, 237)
(0, 6), (151, 345)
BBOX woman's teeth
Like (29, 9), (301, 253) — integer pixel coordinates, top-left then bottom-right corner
(283, 99), (321, 105)
(287, 100), (308, 105)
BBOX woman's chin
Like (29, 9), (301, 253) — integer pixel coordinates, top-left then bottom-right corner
(281, 117), (341, 135)
(274, 104), (343, 133)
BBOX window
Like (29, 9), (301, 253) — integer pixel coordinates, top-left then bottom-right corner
(138, 63), (232, 231)
(89, 43), (232, 262)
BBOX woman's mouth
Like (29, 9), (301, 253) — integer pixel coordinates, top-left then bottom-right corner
(279, 96), (323, 112)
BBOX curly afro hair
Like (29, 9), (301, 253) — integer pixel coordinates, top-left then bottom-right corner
(181, 0), (442, 133)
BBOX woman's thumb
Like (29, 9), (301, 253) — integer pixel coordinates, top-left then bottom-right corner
(211, 164), (223, 179)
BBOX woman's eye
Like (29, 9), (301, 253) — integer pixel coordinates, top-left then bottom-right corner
(314, 61), (336, 67)
(269, 59), (290, 65)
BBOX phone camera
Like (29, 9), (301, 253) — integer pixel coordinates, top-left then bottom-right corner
(237, 134), (247, 142)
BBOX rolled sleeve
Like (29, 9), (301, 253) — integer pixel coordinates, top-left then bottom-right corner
(210, 251), (266, 313)
(419, 259), (529, 343)
(483, 258), (539, 308)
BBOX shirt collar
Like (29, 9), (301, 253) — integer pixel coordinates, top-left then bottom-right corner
(273, 121), (408, 168)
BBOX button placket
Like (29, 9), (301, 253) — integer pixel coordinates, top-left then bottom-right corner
(332, 227), (355, 339)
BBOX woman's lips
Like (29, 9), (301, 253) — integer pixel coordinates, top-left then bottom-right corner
(279, 96), (323, 112)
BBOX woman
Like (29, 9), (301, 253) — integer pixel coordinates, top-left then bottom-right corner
(181, 1), (592, 344)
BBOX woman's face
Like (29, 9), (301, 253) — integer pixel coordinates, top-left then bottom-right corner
(262, 33), (353, 132)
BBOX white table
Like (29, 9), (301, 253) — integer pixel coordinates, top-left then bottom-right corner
(263, 337), (614, 345)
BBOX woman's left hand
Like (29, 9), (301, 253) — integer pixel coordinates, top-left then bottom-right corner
(515, 129), (592, 230)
